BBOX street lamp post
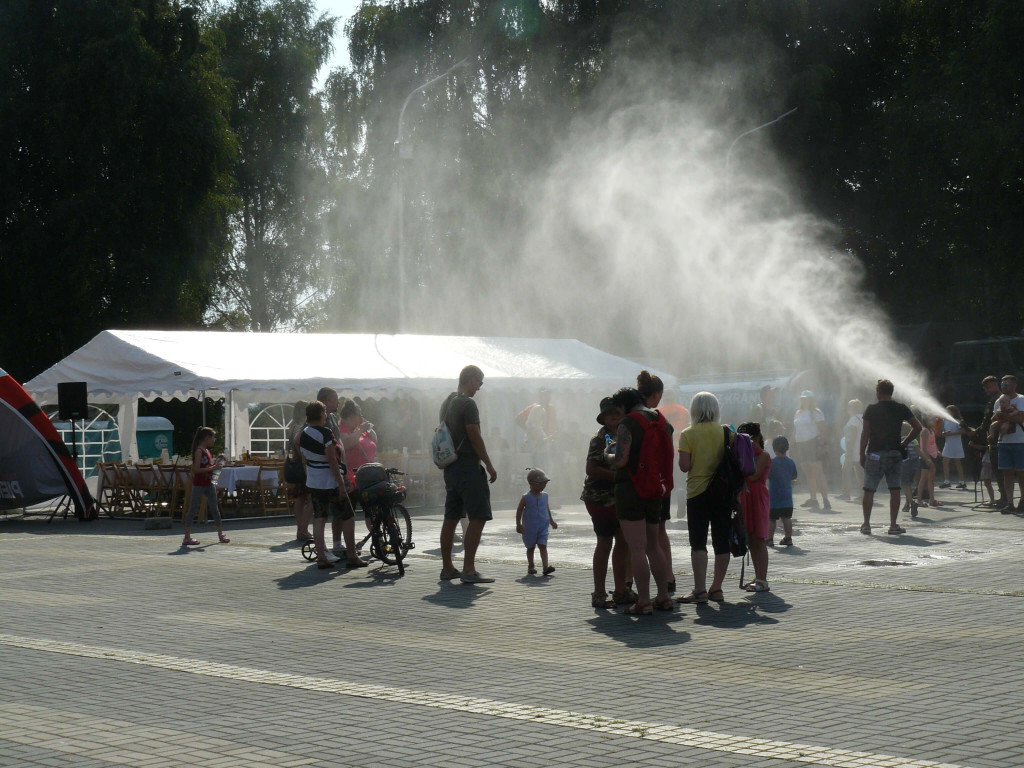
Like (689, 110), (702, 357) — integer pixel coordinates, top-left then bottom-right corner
(724, 107), (798, 182)
(394, 57), (471, 332)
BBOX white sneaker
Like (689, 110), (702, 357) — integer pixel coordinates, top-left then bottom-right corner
(324, 550), (340, 563)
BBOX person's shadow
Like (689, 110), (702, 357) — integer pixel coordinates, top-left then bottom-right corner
(586, 611), (690, 648)
(422, 581), (493, 608)
(343, 566), (403, 587)
(687, 597), (782, 627)
(274, 564), (341, 590)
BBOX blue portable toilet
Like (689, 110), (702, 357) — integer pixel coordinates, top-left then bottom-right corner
(136, 416), (174, 460)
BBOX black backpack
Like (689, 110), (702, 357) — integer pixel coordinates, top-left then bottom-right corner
(708, 426), (745, 510)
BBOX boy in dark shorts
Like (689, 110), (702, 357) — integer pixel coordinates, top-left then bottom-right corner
(768, 436), (798, 546)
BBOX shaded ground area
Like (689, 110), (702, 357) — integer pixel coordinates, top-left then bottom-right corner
(1, 485), (1022, 767)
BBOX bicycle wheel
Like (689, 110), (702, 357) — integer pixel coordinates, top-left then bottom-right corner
(301, 541), (317, 562)
(383, 518), (406, 575)
(391, 503), (412, 549)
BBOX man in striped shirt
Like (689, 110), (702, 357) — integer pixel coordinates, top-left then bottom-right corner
(299, 400), (368, 570)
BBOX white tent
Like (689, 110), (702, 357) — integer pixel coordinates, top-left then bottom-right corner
(25, 330), (675, 459)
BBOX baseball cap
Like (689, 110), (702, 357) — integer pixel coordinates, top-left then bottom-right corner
(526, 468), (550, 484)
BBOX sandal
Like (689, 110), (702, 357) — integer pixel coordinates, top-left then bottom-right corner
(218, 534), (230, 544)
(528, 567), (537, 575)
(612, 588), (637, 605)
(543, 566), (556, 575)
(182, 537), (200, 547)
(744, 579), (770, 593)
(624, 602), (653, 616)
(859, 523), (872, 535)
(653, 597), (674, 611)
(887, 525), (906, 535)
(708, 589), (725, 602)
(678, 590), (709, 604)
(591, 592), (615, 609)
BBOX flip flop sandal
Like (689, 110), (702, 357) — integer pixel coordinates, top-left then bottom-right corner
(678, 590), (709, 604)
(744, 580), (770, 593)
(708, 589), (725, 602)
(859, 523), (872, 535)
(653, 597), (675, 611)
(592, 592), (615, 609)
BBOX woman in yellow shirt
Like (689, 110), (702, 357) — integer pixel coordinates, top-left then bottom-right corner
(677, 392), (733, 603)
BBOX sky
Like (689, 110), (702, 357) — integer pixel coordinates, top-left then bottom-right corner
(317, 0), (362, 75)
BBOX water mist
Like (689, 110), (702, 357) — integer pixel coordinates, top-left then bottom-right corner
(505, 95), (950, 419)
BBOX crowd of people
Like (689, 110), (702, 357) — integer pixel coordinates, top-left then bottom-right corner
(177, 368), (1023, 614)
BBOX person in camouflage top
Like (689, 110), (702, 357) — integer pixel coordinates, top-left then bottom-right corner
(581, 397), (633, 608)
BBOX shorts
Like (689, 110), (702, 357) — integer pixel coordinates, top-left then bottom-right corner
(900, 456), (921, 487)
(863, 450), (903, 492)
(287, 482), (307, 500)
(793, 439), (822, 465)
(686, 486), (731, 555)
(585, 502), (619, 538)
(521, 520), (550, 548)
(660, 495), (671, 522)
(443, 455), (492, 522)
(769, 507), (793, 521)
(308, 487), (353, 520)
(997, 442), (1024, 471)
(614, 482), (663, 524)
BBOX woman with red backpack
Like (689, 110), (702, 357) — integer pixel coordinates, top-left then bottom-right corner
(605, 387), (674, 615)
(636, 370), (676, 594)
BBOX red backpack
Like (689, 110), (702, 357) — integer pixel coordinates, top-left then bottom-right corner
(626, 411), (675, 499)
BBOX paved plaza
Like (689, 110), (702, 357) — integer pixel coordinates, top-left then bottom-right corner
(2, 486), (1023, 768)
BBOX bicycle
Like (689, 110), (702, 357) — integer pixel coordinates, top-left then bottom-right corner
(302, 464), (414, 575)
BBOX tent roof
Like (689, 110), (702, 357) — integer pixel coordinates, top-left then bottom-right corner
(25, 330), (676, 403)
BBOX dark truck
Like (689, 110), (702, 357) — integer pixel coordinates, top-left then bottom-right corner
(948, 337), (1024, 425)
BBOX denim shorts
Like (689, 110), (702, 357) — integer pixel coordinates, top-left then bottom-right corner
(997, 442), (1024, 471)
(900, 456), (921, 486)
(863, 450), (903, 492)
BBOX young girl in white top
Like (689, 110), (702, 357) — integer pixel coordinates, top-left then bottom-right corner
(939, 405), (966, 489)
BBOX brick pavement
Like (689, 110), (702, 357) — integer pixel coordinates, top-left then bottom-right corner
(1, 484), (1022, 767)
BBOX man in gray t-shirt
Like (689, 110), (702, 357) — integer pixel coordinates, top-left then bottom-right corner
(439, 365), (497, 584)
(439, 392), (480, 461)
(859, 379), (921, 535)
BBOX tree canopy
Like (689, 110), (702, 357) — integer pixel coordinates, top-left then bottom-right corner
(2, 0), (1021, 381)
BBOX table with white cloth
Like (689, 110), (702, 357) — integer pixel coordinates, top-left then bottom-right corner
(215, 465), (271, 493)
(215, 464), (282, 515)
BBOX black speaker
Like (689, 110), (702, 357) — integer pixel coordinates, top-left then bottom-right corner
(58, 382), (89, 420)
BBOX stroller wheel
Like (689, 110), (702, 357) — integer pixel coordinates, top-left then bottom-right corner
(301, 541), (317, 561)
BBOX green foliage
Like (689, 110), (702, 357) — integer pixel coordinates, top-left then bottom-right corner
(208, 0), (336, 331)
(3, 0), (1022, 383)
(0, 0), (236, 381)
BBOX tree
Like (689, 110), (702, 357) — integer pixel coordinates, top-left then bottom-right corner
(0, 0), (236, 381)
(210, 0), (336, 331)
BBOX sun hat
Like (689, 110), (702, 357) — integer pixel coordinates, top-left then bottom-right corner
(526, 468), (550, 484)
(595, 396), (617, 425)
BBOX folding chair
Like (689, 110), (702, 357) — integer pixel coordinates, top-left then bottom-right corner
(114, 463), (148, 516)
(95, 462), (127, 517)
